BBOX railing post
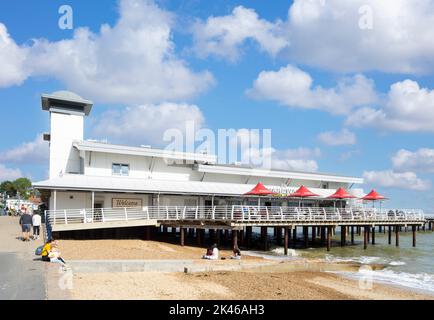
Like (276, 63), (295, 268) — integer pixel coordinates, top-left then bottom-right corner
(350, 208), (354, 220)
(212, 206), (215, 220)
(280, 207), (284, 221)
(195, 206), (198, 220)
(166, 207), (169, 220)
(308, 208), (312, 221)
(64, 210), (68, 225)
(231, 206), (234, 220)
(125, 207), (128, 221)
(266, 207), (269, 220)
(183, 207), (186, 219)
(336, 208), (340, 220)
(101, 208), (105, 222)
(296, 207), (300, 220)
(323, 208), (326, 220)
(176, 206), (179, 220)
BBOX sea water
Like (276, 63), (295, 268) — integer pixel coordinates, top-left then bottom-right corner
(247, 228), (434, 294)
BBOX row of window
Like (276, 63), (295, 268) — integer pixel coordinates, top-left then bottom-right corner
(112, 163), (129, 176)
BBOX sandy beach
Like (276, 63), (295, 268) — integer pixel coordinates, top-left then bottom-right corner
(57, 239), (434, 300)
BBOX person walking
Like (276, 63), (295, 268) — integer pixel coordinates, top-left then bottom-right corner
(19, 208), (33, 241)
(32, 212), (42, 240)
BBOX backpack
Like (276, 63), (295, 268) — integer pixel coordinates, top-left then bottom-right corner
(35, 245), (44, 256)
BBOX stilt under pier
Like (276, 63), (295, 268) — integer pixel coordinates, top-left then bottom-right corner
(180, 227), (185, 246)
(388, 225), (392, 245)
(351, 226), (354, 244)
(412, 225), (416, 247)
(363, 226), (368, 250)
(371, 226), (375, 245)
(284, 227), (289, 255)
(326, 226), (332, 252)
(395, 226), (400, 247)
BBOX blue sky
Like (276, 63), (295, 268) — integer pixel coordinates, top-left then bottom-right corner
(0, 0), (434, 211)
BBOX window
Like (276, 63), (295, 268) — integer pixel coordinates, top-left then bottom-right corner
(112, 163), (129, 176)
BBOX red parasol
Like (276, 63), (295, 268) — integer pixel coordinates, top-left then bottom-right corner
(244, 183), (277, 207)
(244, 183), (277, 196)
(327, 187), (356, 208)
(289, 185), (319, 198)
(327, 187), (356, 199)
(361, 189), (387, 201)
(288, 185), (319, 208)
(361, 189), (388, 209)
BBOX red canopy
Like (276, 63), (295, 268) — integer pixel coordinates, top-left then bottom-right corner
(361, 189), (387, 201)
(244, 183), (277, 196)
(289, 185), (319, 198)
(327, 187), (356, 199)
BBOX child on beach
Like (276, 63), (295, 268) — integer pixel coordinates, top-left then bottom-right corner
(230, 245), (241, 260)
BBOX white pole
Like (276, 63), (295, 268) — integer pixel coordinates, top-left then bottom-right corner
(91, 191), (95, 210)
(54, 190), (57, 212)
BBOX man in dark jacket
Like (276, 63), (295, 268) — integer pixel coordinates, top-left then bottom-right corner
(19, 208), (33, 241)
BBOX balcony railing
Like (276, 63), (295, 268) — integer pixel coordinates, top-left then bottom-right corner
(45, 206), (425, 226)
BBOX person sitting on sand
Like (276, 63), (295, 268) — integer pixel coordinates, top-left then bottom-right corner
(230, 245), (241, 260)
(41, 239), (67, 267)
(202, 244), (219, 260)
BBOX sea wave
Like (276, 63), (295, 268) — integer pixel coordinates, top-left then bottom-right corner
(323, 255), (406, 266)
(331, 269), (434, 294)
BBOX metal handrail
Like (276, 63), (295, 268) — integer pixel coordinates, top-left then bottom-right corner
(45, 206), (426, 226)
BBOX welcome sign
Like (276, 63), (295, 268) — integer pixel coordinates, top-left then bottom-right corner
(112, 198), (143, 208)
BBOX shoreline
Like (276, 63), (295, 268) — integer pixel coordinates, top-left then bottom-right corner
(57, 239), (434, 300)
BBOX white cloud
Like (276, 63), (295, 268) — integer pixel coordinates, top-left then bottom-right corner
(363, 170), (431, 191)
(91, 103), (205, 146)
(191, 1), (434, 74)
(0, 134), (48, 164)
(247, 65), (377, 115)
(392, 148), (434, 173)
(0, 23), (29, 87)
(0, 0), (214, 104)
(0, 164), (22, 181)
(192, 6), (289, 61)
(318, 129), (356, 146)
(346, 80), (434, 132)
(286, 0), (434, 74)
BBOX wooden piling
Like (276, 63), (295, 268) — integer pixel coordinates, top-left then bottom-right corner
(232, 229), (238, 248)
(303, 226), (309, 248)
(196, 228), (201, 246)
(293, 227), (297, 247)
(351, 226), (354, 244)
(320, 227), (326, 244)
(388, 225), (392, 245)
(340, 226), (345, 247)
(363, 226), (368, 250)
(284, 227), (289, 256)
(326, 226), (332, 252)
(395, 226), (400, 247)
(276, 227), (282, 245)
(312, 227), (316, 244)
(246, 226), (252, 248)
(412, 225), (416, 247)
(180, 227), (185, 246)
(371, 226), (375, 245)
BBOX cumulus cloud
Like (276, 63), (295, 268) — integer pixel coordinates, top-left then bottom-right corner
(0, 23), (29, 87)
(192, 6), (289, 61)
(191, 1), (434, 74)
(363, 170), (431, 191)
(91, 103), (205, 146)
(318, 129), (356, 146)
(247, 65), (377, 115)
(392, 148), (434, 173)
(0, 134), (49, 164)
(0, 0), (214, 104)
(286, 0), (434, 74)
(346, 80), (434, 132)
(0, 164), (22, 181)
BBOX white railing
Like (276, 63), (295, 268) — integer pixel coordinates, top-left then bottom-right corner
(45, 206), (425, 226)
